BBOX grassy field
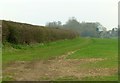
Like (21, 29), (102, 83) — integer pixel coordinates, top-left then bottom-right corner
(2, 38), (118, 81)
(3, 38), (92, 62)
(68, 38), (118, 68)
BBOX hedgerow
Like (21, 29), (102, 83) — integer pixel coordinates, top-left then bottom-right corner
(2, 20), (78, 44)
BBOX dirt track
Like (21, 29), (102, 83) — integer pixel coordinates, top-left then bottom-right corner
(3, 50), (117, 81)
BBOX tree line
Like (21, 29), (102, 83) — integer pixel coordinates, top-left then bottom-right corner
(46, 17), (118, 38)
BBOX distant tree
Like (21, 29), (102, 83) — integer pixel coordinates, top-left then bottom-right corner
(46, 17), (107, 38)
(63, 19), (105, 37)
(46, 21), (62, 28)
(65, 17), (80, 26)
(62, 17), (80, 33)
(111, 28), (118, 37)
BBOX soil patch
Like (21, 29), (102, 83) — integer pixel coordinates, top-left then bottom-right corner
(3, 50), (117, 81)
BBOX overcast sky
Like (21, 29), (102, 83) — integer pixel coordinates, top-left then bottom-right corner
(0, 0), (119, 30)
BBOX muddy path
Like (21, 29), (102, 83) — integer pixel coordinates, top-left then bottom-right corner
(3, 50), (117, 81)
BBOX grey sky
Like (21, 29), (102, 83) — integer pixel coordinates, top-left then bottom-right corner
(0, 0), (119, 30)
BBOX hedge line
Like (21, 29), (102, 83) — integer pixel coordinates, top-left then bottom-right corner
(2, 20), (78, 44)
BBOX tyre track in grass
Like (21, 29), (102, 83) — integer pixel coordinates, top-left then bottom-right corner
(3, 38), (117, 81)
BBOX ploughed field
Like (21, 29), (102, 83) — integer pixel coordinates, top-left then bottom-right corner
(2, 38), (118, 81)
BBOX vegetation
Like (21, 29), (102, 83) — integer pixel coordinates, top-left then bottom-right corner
(46, 17), (106, 37)
(3, 38), (118, 81)
(3, 38), (118, 66)
(2, 20), (78, 44)
(2, 20), (118, 81)
(3, 38), (91, 63)
(46, 17), (118, 38)
(68, 38), (118, 59)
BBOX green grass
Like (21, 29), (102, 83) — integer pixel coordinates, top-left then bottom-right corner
(54, 76), (79, 81)
(0, 46), (2, 82)
(3, 37), (92, 63)
(67, 38), (118, 69)
(2, 37), (118, 81)
(68, 38), (118, 59)
(54, 75), (118, 81)
(81, 75), (118, 81)
(3, 38), (118, 67)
